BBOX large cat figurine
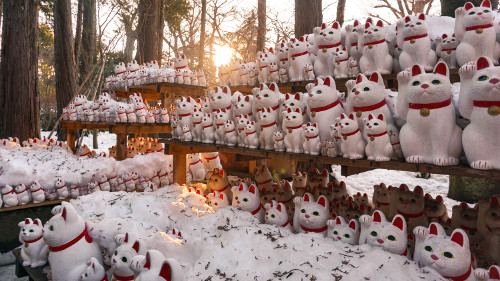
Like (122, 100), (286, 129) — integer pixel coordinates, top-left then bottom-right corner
(306, 77), (344, 141)
(111, 232), (147, 281)
(282, 107), (304, 153)
(454, 0), (500, 67)
(232, 183), (264, 223)
(209, 86), (233, 117)
(18, 218), (48, 267)
(293, 193), (329, 235)
(459, 57), (500, 170)
(264, 200), (294, 232)
(327, 216), (360, 245)
(358, 20), (392, 75)
(288, 37), (313, 81)
(253, 83), (281, 122)
(313, 22), (341, 78)
(398, 14), (437, 71)
(396, 62), (462, 166)
(363, 113), (393, 161)
(336, 113), (365, 159)
(130, 249), (185, 281)
(43, 202), (102, 281)
(257, 107), (279, 150)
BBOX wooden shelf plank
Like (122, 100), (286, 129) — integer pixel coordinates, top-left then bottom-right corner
(107, 83), (207, 100)
(0, 199), (68, 213)
(160, 138), (500, 180)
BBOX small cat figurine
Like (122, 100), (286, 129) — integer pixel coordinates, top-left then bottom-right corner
(347, 57), (360, 77)
(213, 109), (230, 145)
(414, 223), (474, 280)
(280, 92), (308, 124)
(201, 113), (215, 143)
(201, 152), (222, 172)
(207, 168), (232, 203)
(191, 107), (203, 142)
(233, 95), (255, 122)
(452, 202), (482, 245)
(111, 233), (146, 281)
(362, 210), (410, 257)
(304, 63), (315, 80)
(273, 130), (285, 152)
(372, 183), (392, 220)
(182, 125), (192, 141)
(313, 22), (341, 78)
(334, 47), (349, 78)
(197, 69), (207, 86)
(477, 195), (500, 263)
(363, 113), (393, 161)
(308, 168), (329, 191)
(390, 185), (428, 234)
(345, 20), (362, 62)
(325, 140), (337, 157)
(19, 218), (48, 267)
(15, 184), (30, 205)
(209, 86), (233, 117)
(232, 183), (265, 223)
(130, 250), (185, 281)
(257, 51), (271, 84)
(206, 190), (229, 211)
(303, 122), (321, 155)
(269, 62), (279, 83)
(292, 172), (308, 197)
(258, 107), (279, 150)
(264, 200), (294, 231)
(398, 14), (437, 71)
(358, 20), (393, 75)
(330, 122), (343, 156)
(293, 193), (329, 235)
(80, 257), (107, 281)
(436, 33), (459, 69)
(236, 115), (249, 147)
(279, 68), (289, 83)
(337, 113), (365, 159)
(224, 120), (238, 146)
(30, 181), (45, 204)
(187, 153), (205, 181)
(474, 265), (500, 281)
(424, 193), (449, 222)
(97, 174), (111, 192)
(229, 59), (242, 86)
(245, 121), (259, 149)
(454, 0), (500, 67)
(397, 62), (462, 166)
(287, 37), (314, 81)
(282, 107), (304, 153)
(55, 178), (69, 199)
(260, 187), (279, 207)
(327, 216), (360, 245)
(254, 164), (276, 192)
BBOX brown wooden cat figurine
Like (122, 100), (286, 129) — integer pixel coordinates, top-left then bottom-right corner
(451, 202), (482, 245)
(292, 171), (308, 197)
(260, 187), (279, 207)
(477, 195), (500, 265)
(279, 180), (295, 218)
(354, 192), (374, 209)
(390, 184), (428, 233)
(254, 165), (276, 192)
(424, 193), (449, 222)
(344, 200), (364, 221)
(372, 183), (392, 220)
(308, 168), (329, 191)
(207, 168), (232, 203)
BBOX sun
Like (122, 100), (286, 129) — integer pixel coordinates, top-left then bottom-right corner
(213, 45), (233, 67)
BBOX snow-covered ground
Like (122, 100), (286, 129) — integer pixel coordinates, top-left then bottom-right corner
(41, 130), (116, 155)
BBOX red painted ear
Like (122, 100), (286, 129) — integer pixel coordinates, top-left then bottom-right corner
(348, 220), (357, 230)
(450, 231), (465, 247)
(405, 16), (411, 23)
(287, 107), (292, 113)
(302, 172), (307, 177)
(317, 196), (327, 207)
(245, 96), (250, 102)
(356, 74), (363, 84)
(348, 113), (355, 120)
(304, 193), (311, 202)
(239, 183), (244, 191)
(294, 93), (300, 101)
(365, 22), (370, 29)
(482, 0), (491, 8)
(411, 65), (422, 76)
(249, 185), (256, 194)
(464, 2), (474, 10)
(269, 83), (277, 91)
(34, 219), (40, 226)
(332, 22), (339, 29)
(354, 20), (359, 27)
(159, 261), (172, 281)
(322, 169), (328, 176)
(295, 108), (300, 113)
(373, 211), (382, 222)
(425, 193), (431, 199)
(61, 207), (67, 221)
(299, 36), (305, 42)
(442, 34), (448, 39)
(132, 241), (140, 253)
(376, 20), (383, 27)
(434, 61), (448, 77)
(490, 266), (500, 279)
(414, 186), (423, 195)
(430, 223), (439, 235)
(219, 193), (224, 200)
(25, 219), (30, 224)
(260, 84), (264, 90)
(477, 57), (491, 71)
(321, 23), (326, 30)
(124, 233), (129, 243)
(261, 187), (267, 193)
(277, 204), (282, 212)
(368, 114), (374, 120)
(219, 169), (224, 176)
(324, 77), (332, 87)
(491, 196), (499, 206)
(144, 252), (151, 269)
(377, 114), (384, 121)
(418, 14), (425, 20)
(314, 78), (320, 86)
(335, 217), (341, 224)
(460, 202), (468, 209)
(369, 72), (379, 83)
(196, 189), (201, 195)
(313, 123), (317, 127)
(366, 17), (373, 24)
(392, 216), (405, 231)
(436, 195), (443, 202)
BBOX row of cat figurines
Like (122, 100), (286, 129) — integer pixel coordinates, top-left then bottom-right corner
(220, 0), (500, 87)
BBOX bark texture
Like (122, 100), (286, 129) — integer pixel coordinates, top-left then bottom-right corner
(294, 0), (322, 38)
(257, 0), (266, 51)
(136, 0), (160, 64)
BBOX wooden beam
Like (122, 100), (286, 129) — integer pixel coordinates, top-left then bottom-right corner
(172, 153), (187, 184)
(67, 129), (76, 153)
(0, 199), (68, 213)
(110, 124), (172, 134)
(116, 133), (128, 160)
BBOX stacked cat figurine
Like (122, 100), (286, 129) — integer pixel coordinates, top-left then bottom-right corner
(19, 218), (48, 267)
(398, 14), (437, 71)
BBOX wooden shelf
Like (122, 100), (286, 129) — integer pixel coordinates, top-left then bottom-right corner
(0, 199), (68, 213)
(161, 138), (500, 184)
(109, 82), (207, 100)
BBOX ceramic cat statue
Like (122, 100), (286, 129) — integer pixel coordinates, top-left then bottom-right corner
(80, 257), (107, 281)
(201, 152), (222, 172)
(363, 210), (410, 258)
(347, 57), (360, 78)
(191, 107), (203, 142)
(232, 183), (265, 223)
(334, 47), (349, 78)
(398, 14), (437, 71)
(327, 216), (360, 245)
(269, 62), (280, 83)
(372, 183), (392, 220)
(55, 178), (69, 199)
(43, 202), (102, 281)
(207, 168), (232, 203)
(30, 181), (45, 204)
(201, 113), (215, 143)
(176, 96), (195, 137)
(257, 51), (271, 84)
(358, 20), (393, 75)
(258, 107), (279, 150)
(455, 0), (500, 67)
(292, 172), (308, 198)
(330, 122), (343, 156)
(15, 184), (30, 205)
(475, 265), (500, 281)
(187, 153), (206, 181)
(306, 77), (344, 141)
(182, 125), (192, 141)
(253, 83), (281, 122)
(245, 121), (259, 149)
(288, 37), (314, 81)
(303, 122), (321, 155)
(213, 109), (230, 145)
(18, 218), (48, 267)
(264, 200), (294, 232)
(293, 193), (329, 235)
(273, 130), (285, 152)
(224, 120), (238, 146)
(363, 113), (393, 161)
(279, 68), (289, 83)
(236, 115), (249, 147)
(345, 20), (362, 62)
(282, 107), (304, 153)
(397, 62), (462, 166)
(130, 249), (185, 281)
(304, 63), (315, 80)
(280, 92), (308, 124)
(436, 34), (459, 69)
(313, 22), (342, 78)
(209, 86), (233, 118)
(390, 185), (428, 233)
(459, 57), (500, 170)
(337, 113), (365, 159)
(111, 233), (146, 281)
(229, 59), (242, 86)
(233, 95), (255, 122)
(206, 191), (229, 211)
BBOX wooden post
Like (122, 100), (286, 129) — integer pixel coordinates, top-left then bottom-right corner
(173, 153), (187, 184)
(67, 130), (76, 153)
(116, 133), (127, 160)
(161, 92), (168, 109)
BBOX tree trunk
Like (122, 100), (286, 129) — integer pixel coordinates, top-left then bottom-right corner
(257, 0), (266, 51)
(441, 0), (498, 17)
(336, 0), (346, 26)
(74, 0), (84, 70)
(79, 0), (96, 87)
(198, 0), (207, 68)
(54, 0), (77, 141)
(136, 0), (160, 64)
(157, 0), (164, 65)
(0, 0), (39, 142)
(295, 0), (322, 38)
(124, 31), (136, 62)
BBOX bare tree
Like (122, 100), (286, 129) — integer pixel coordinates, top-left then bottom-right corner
(74, 0), (84, 68)
(80, 0), (97, 87)
(136, 0), (160, 64)
(0, 0), (40, 141)
(295, 0), (322, 38)
(256, 0), (266, 50)
(336, 0), (346, 26)
(369, 0), (436, 23)
(199, 0), (207, 68)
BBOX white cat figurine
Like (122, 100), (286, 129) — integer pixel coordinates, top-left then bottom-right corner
(19, 218), (48, 267)
(304, 63), (315, 80)
(191, 107), (203, 142)
(257, 107), (279, 150)
(55, 178), (69, 199)
(313, 22), (341, 78)
(187, 153), (206, 181)
(398, 14), (437, 71)
(30, 181), (45, 204)
(201, 113), (215, 143)
(264, 200), (293, 231)
(213, 109), (230, 145)
(293, 193), (329, 235)
(288, 37), (314, 81)
(273, 130), (285, 152)
(327, 216), (360, 245)
(130, 249), (185, 281)
(257, 51), (271, 84)
(111, 232), (146, 281)
(232, 183), (265, 223)
(363, 210), (410, 257)
(244, 121), (259, 149)
(279, 68), (289, 83)
(224, 120), (238, 146)
(15, 184), (30, 205)
(345, 20), (362, 62)
(358, 20), (393, 75)
(363, 113), (393, 161)
(334, 47), (349, 78)
(80, 257), (107, 281)
(201, 152), (222, 172)
(303, 122), (321, 155)
(207, 190), (229, 211)
(282, 107), (304, 153)
(436, 33), (459, 69)
(336, 113), (365, 159)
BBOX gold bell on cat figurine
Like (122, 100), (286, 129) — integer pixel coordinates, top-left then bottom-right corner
(476, 28), (483, 34)
(370, 136), (375, 142)
(488, 105), (500, 116)
(368, 45), (373, 49)
(322, 48), (327, 53)
(420, 108), (430, 117)
(311, 112), (316, 118)
(356, 111), (362, 118)
(410, 39), (416, 44)
(343, 135), (347, 140)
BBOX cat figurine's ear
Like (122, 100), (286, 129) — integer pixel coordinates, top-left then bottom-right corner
(369, 72), (384, 85)
(159, 260), (172, 280)
(303, 193), (312, 202)
(433, 61), (449, 77)
(391, 215), (406, 231)
(418, 14), (425, 21)
(481, 0), (491, 8)
(248, 185), (257, 194)
(373, 210), (387, 223)
(450, 229), (469, 247)
(348, 219), (359, 231)
(132, 240), (142, 253)
(317, 195), (327, 208)
(411, 64), (424, 76)
(60, 202), (79, 223)
(477, 56), (493, 71)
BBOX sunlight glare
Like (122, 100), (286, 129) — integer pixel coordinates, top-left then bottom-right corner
(213, 45), (232, 67)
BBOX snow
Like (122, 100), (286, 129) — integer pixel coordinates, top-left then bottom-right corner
(41, 131), (116, 155)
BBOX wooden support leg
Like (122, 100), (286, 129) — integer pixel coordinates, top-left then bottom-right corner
(116, 133), (127, 160)
(67, 130), (76, 153)
(161, 93), (169, 108)
(173, 153), (187, 184)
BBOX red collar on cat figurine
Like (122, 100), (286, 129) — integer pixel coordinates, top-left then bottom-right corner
(56, 184), (67, 190)
(251, 204), (263, 215)
(367, 131), (388, 138)
(31, 187), (43, 193)
(363, 39), (386, 46)
(305, 134), (319, 140)
(257, 104), (280, 112)
(112, 273), (134, 281)
(427, 209), (448, 220)
(465, 23), (493, 31)
(2, 189), (14, 195)
(318, 42), (341, 49)
(444, 264), (473, 281)
(310, 99), (342, 113)
(408, 97), (451, 110)
(49, 225), (92, 252)
(24, 235), (43, 244)
(300, 224), (328, 233)
(353, 99), (386, 113)
(219, 183), (231, 192)
(404, 33), (428, 41)
(341, 128), (360, 137)
(175, 65), (188, 70)
(291, 51), (309, 58)
(398, 209), (424, 218)
(203, 154), (219, 160)
(189, 159), (201, 166)
(473, 100), (500, 107)
(261, 121), (278, 128)
(286, 124), (304, 131)
(257, 178), (273, 185)
(376, 200), (389, 206)
(178, 113), (190, 117)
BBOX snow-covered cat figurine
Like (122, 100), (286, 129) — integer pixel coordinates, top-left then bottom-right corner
(55, 178), (69, 199)
(111, 233), (146, 281)
(43, 202), (102, 281)
(334, 47), (349, 78)
(397, 62), (462, 165)
(258, 107), (279, 150)
(303, 122), (321, 155)
(363, 210), (410, 257)
(80, 257), (107, 281)
(288, 37), (313, 81)
(201, 113), (215, 143)
(459, 56), (500, 170)
(293, 193), (329, 235)
(264, 200), (293, 231)
(358, 20), (392, 75)
(327, 216), (360, 245)
(282, 107), (304, 153)
(363, 113), (393, 161)
(232, 183), (264, 223)
(313, 22), (342, 78)
(15, 184), (30, 205)
(455, 0), (500, 67)
(30, 181), (45, 204)
(398, 14), (437, 71)
(207, 190), (229, 211)
(336, 113), (365, 159)
(19, 218), (48, 267)
(436, 33), (459, 69)
(130, 249), (185, 281)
